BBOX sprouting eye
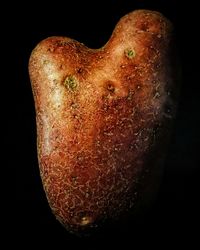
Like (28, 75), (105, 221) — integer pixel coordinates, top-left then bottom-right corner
(64, 75), (78, 91)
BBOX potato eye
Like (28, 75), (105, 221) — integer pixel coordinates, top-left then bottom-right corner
(64, 75), (78, 91)
(107, 83), (115, 93)
(124, 48), (136, 59)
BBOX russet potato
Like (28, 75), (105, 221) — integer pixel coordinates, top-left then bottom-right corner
(29, 10), (178, 234)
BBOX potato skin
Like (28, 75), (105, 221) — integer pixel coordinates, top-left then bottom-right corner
(29, 10), (178, 233)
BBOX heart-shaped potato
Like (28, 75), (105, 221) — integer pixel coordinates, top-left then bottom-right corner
(29, 10), (178, 234)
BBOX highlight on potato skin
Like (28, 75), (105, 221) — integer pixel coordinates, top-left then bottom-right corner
(29, 9), (178, 234)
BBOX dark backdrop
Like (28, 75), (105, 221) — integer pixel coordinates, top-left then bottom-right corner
(13, 0), (199, 248)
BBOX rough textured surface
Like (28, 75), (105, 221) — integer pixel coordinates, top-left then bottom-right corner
(29, 10), (178, 234)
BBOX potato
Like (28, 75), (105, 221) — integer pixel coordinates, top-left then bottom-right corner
(29, 10), (178, 234)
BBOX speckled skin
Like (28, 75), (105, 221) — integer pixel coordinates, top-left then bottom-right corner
(29, 10), (178, 234)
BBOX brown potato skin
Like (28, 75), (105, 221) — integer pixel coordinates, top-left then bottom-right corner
(29, 10), (178, 233)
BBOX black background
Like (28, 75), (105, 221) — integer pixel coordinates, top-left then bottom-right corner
(13, 0), (199, 248)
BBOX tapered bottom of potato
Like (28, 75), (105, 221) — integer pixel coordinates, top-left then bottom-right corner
(55, 153), (165, 236)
